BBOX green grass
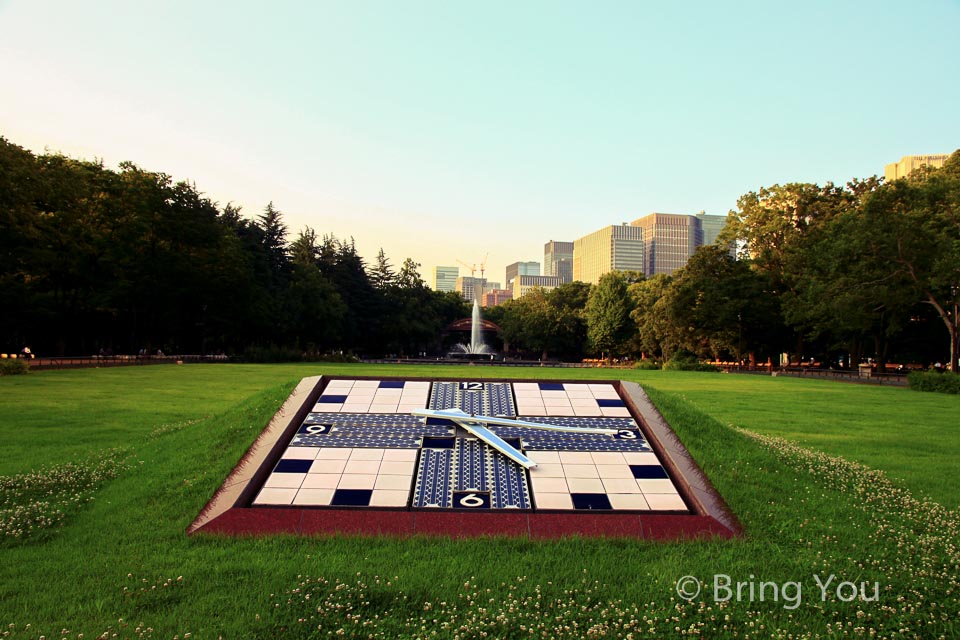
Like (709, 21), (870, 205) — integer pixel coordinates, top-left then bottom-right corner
(1, 363), (958, 638)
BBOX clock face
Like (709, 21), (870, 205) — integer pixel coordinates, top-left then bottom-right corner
(250, 379), (689, 514)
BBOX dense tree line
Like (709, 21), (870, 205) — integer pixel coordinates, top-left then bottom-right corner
(0, 137), (467, 358)
(493, 151), (960, 371)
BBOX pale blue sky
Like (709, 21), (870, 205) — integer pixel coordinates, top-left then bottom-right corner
(2, 1), (958, 285)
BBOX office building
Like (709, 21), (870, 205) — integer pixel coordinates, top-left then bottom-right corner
(512, 275), (562, 299)
(544, 240), (574, 283)
(456, 276), (486, 302)
(456, 277), (500, 301)
(884, 154), (951, 181)
(433, 266), (459, 293)
(572, 225), (645, 285)
(631, 213), (701, 276)
(482, 289), (513, 307)
(695, 212), (728, 246)
(505, 261), (540, 287)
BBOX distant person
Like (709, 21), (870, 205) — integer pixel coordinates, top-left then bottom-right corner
(21, 346), (33, 359)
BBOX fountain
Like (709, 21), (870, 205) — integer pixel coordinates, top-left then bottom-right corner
(449, 299), (492, 358)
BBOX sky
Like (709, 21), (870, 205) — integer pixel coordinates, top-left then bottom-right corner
(2, 0), (959, 287)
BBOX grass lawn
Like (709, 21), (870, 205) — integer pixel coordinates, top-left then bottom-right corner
(1, 363), (958, 638)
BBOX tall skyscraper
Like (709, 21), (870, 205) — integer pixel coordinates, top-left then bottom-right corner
(433, 266), (459, 292)
(572, 225), (645, 285)
(631, 213), (701, 276)
(884, 154), (951, 181)
(505, 261), (540, 287)
(695, 212), (728, 246)
(544, 240), (574, 283)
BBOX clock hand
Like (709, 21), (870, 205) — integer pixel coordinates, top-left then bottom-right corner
(412, 408), (620, 436)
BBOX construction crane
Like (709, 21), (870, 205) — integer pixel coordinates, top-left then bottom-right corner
(456, 254), (489, 279)
(456, 259), (477, 277)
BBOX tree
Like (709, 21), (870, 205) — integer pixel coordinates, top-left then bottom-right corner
(857, 152), (960, 369)
(370, 248), (396, 289)
(585, 271), (634, 360)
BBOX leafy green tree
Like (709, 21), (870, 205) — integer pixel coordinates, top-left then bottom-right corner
(628, 274), (674, 360)
(585, 271), (635, 360)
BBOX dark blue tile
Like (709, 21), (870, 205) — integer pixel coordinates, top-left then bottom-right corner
(571, 493), (613, 510)
(597, 398), (625, 407)
(317, 395), (348, 403)
(422, 437), (456, 449)
(379, 380), (406, 388)
(274, 459), (314, 473)
(331, 489), (373, 506)
(538, 382), (565, 391)
(453, 491), (491, 509)
(630, 465), (669, 479)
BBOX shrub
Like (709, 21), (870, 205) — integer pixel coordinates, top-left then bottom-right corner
(908, 370), (960, 394)
(0, 359), (29, 376)
(661, 353), (721, 372)
(633, 359), (661, 371)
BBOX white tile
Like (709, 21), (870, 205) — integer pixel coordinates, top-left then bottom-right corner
(591, 452), (626, 465)
(350, 449), (386, 461)
(315, 448), (352, 460)
(404, 381), (431, 389)
(562, 464), (600, 479)
(292, 488), (335, 505)
(344, 459), (381, 474)
(541, 390), (569, 400)
(530, 476), (569, 492)
(253, 488), (297, 505)
(308, 459), (346, 474)
(338, 474), (377, 489)
(559, 451), (594, 464)
(566, 477), (605, 493)
(644, 493), (687, 511)
(602, 478), (643, 494)
(601, 407), (631, 417)
(622, 452), (660, 465)
(545, 405), (577, 416)
(369, 489), (410, 507)
(573, 406), (603, 417)
(512, 382), (539, 391)
(528, 450), (561, 464)
(348, 388), (377, 398)
(374, 474), (412, 490)
(369, 403), (399, 414)
(597, 464), (635, 479)
(397, 403), (426, 413)
(379, 460), (415, 475)
(313, 404), (342, 412)
(562, 383), (593, 396)
(570, 397), (599, 407)
(383, 449), (418, 461)
(534, 492), (574, 510)
(301, 473), (341, 489)
(637, 479), (678, 493)
(353, 380), (381, 388)
(341, 402), (372, 412)
(530, 463), (565, 478)
(518, 406), (547, 416)
(263, 473), (306, 489)
(608, 493), (650, 510)
(282, 448), (320, 460)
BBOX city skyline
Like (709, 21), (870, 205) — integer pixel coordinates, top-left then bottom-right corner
(1, 1), (957, 282)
